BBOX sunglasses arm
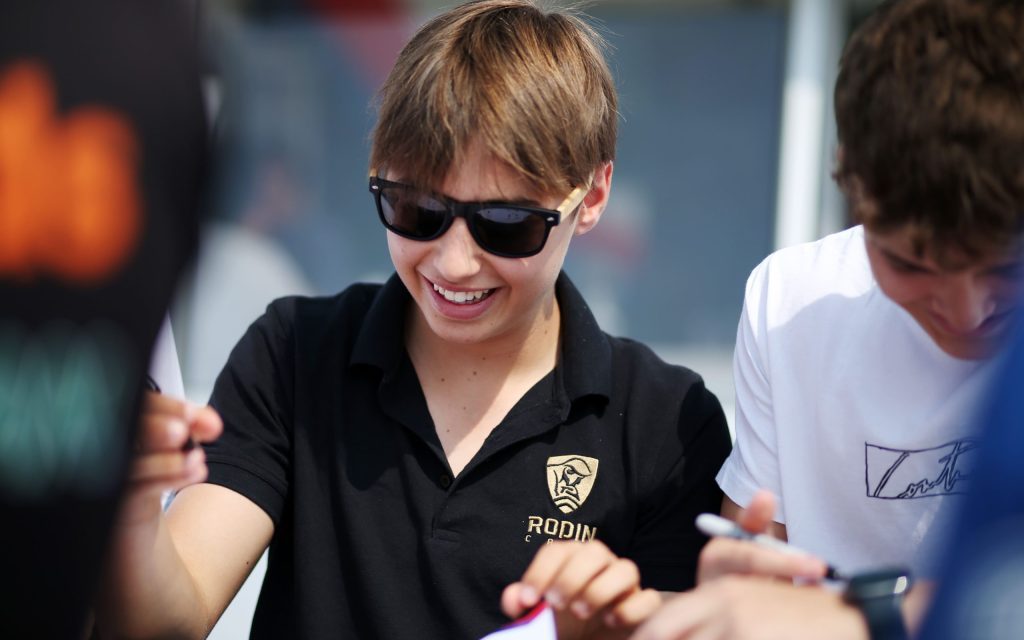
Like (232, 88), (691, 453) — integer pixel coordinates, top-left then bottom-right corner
(558, 185), (588, 216)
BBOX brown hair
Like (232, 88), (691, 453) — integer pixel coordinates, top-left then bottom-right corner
(834, 0), (1024, 262)
(369, 0), (617, 196)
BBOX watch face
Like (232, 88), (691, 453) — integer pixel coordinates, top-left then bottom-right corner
(846, 567), (913, 600)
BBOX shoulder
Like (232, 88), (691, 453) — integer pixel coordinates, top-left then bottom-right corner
(264, 282), (381, 324)
(216, 282), (385, 376)
(604, 336), (731, 490)
(744, 226), (873, 324)
(605, 336), (724, 428)
(750, 226), (869, 294)
(212, 282), (388, 409)
(606, 336), (703, 390)
(220, 283), (387, 374)
(258, 282), (384, 340)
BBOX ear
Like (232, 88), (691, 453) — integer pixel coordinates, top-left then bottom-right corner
(574, 161), (613, 236)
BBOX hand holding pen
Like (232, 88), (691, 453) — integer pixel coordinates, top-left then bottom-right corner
(120, 376), (222, 524)
(694, 490), (839, 585)
(144, 375), (196, 451)
(696, 513), (843, 581)
(634, 494), (862, 640)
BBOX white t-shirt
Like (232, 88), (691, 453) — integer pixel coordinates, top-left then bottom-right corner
(717, 226), (995, 575)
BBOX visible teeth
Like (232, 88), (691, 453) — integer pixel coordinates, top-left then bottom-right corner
(432, 283), (492, 304)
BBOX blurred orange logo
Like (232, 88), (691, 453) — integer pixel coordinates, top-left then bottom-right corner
(0, 61), (140, 283)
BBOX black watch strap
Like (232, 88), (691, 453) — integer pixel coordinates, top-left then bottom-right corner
(842, 568), (911, 640)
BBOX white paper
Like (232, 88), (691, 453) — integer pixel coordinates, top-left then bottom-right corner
(479, 604), (556, 640)
(149, 315), (185, 399)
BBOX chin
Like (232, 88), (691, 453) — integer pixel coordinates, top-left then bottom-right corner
(913, 310), (1010, 361)
(935, 336), (1001, 361)
(423, 316), (492, 346)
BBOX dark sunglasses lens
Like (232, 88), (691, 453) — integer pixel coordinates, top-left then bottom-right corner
(473, 207), (548, 256)
(379, 187), (448, 238)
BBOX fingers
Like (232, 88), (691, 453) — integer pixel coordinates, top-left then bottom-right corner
(607, 588), (662, 628)
(736, 489), (776, 535)
(573, 558), (639, 618)
(501, 582), (536, 619)
(142, 389), (190, 419)
(697, 537), (825, 584)
(137, 413), (190, 451)
(130, 448), (206, 483)
(137, 395), (193, 458)
(142, 391), (223, 444)
(129, 392), (223, 499)
(188, 404), (223, 443)
(517, 540), (616, 611)
(542, 541), (617, 611)
(514, 541), (582, 612)
(512, 540), (649, 632)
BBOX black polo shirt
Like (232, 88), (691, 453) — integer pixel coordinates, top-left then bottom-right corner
(206, 272), (731, 640)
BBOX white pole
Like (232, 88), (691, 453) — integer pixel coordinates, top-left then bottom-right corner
(773, 0), (844, 249)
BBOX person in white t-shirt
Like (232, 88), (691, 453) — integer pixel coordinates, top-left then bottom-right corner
(633, 1), (1024, 639)
(718, 223), (998, 575)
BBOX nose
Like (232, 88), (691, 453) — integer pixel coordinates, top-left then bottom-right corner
(432, 217), (481, 281)
(933, 274), (996, 334)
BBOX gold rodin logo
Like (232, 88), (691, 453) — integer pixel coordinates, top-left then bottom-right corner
(546, 455), (599, 514)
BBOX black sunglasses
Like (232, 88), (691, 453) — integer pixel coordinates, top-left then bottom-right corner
(368, 170), (587, 258)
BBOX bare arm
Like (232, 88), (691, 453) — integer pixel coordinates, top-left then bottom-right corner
(631, 577), (869, 640)
(169, 484), (274, 633)
(94, 394), (273, 639)
(632, 575), (936, 640)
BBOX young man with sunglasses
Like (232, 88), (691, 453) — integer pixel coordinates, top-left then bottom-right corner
(95, 2), (731, 638)
(634, 1), (1024, 638)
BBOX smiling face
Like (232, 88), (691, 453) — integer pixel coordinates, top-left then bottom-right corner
(864, 226), (1024, 360)
(386, 143), (610, 354)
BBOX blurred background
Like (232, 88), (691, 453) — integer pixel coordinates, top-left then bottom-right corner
(168, 0), (884, 635)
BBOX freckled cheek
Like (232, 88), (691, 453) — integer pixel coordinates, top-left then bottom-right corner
(387, 234), (418, 264)
(497, 259), (558, 298)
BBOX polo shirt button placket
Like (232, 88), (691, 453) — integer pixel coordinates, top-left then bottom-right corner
(439, 473), (452, 490)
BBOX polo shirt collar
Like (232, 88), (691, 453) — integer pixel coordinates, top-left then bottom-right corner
(349, 272), (613, 404)
(555, 272), (613, 404)
(350, 273), (409, 373)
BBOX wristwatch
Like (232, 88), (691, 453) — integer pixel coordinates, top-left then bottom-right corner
(842, 567), (912, 640)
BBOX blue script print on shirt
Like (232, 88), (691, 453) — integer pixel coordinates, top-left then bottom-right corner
(865, 439), (977, 499)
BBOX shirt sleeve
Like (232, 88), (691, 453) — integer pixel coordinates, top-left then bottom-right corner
(716, 258), (787, 521)
(204, 299), (296, 525)
(627, 379), (732, 591)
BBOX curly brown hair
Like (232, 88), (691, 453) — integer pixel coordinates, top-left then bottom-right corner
(834, 0), (1024, 263)
(369, 0), (617, 197)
